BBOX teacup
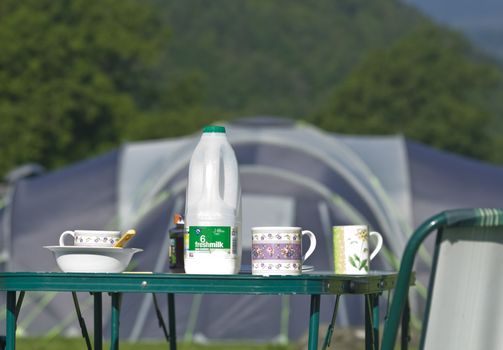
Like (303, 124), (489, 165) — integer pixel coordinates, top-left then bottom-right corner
(59, 230), (121, 247)
(333, 225), (383, 274)
(251, 226), (317, 276)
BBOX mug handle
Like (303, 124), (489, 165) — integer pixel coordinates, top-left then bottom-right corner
(301, 230), (317, 263)
(369, 231), (383, 261)
(59, 231), (75, 246)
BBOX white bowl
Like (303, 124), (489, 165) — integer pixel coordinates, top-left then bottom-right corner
(44, 246), (142, 273)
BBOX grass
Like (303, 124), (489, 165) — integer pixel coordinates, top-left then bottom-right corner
(12, 327), (415, 349)
(15, 338), (295, 350)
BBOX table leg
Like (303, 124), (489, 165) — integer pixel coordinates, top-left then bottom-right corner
(14, 292), (25, 319)
(322, 294), (340, 350)
(400, 296), (410, 350)
(365, 294), (380, 350)
(308, 294), (320, 350)
(94, 292), (102, 350)
(6, 291), (16, 350)
(72, 292), (92, 350)
(110, 293), (121, 350)
(167, 293), (177, 350)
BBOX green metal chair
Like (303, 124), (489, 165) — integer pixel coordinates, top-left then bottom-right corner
(381, 208), (503, 350)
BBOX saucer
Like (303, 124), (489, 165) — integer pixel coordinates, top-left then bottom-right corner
(240, 265), (314, 274)
(302, 265), (314, 272)
(44, 245), (140, 253)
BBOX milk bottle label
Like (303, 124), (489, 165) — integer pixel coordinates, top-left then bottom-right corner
(187, 226), (237, 255)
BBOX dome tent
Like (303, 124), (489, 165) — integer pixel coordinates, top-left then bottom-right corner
(1, 117), (503, 342)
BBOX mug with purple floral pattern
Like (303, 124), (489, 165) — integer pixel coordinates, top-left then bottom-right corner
(59, 230), (121, 247)
(251, 226), (317, 276)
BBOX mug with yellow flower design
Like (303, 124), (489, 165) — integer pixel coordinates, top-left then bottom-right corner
(333, 225), (383, 274)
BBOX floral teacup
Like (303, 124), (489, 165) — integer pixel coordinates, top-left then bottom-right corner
(59, 230), (121, 247)
(251, 226), (316, 276)
(333, 225), (383, 274)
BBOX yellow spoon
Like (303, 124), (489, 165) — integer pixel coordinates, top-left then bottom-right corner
(113, 229), (136, 248)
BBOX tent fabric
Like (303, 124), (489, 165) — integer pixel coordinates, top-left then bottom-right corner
(407, 140), (503, 225)
(1, 117), (503, 341)
(8, 150), (119, 272)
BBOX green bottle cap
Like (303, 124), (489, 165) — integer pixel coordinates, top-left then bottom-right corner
(203, 126), (226, 133)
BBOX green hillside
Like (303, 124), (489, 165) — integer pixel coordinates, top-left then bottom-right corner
(156, 0), (503, 163)
(157, 0), (429, 118)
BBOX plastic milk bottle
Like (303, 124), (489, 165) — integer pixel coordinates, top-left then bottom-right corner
(184, 125), (242, 274)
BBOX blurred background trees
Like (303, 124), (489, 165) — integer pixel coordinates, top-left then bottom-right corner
(1, 0), (503, 177)
(157, 0), (426, 118)
(311, 25), (503, 160)
(0, 0), (208, 175)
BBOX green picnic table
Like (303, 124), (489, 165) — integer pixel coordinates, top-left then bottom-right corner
(0, 271), (403, 350)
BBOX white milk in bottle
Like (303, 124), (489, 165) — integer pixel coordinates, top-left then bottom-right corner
(184, 125), (242, 274)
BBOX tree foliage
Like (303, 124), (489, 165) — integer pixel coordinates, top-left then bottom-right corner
(0, 0), (205, 176)
(310, 25), (503, 159)
(158, 0), (428, 118)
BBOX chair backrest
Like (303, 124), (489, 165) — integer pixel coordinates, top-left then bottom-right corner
(381, 208), (503, 350)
